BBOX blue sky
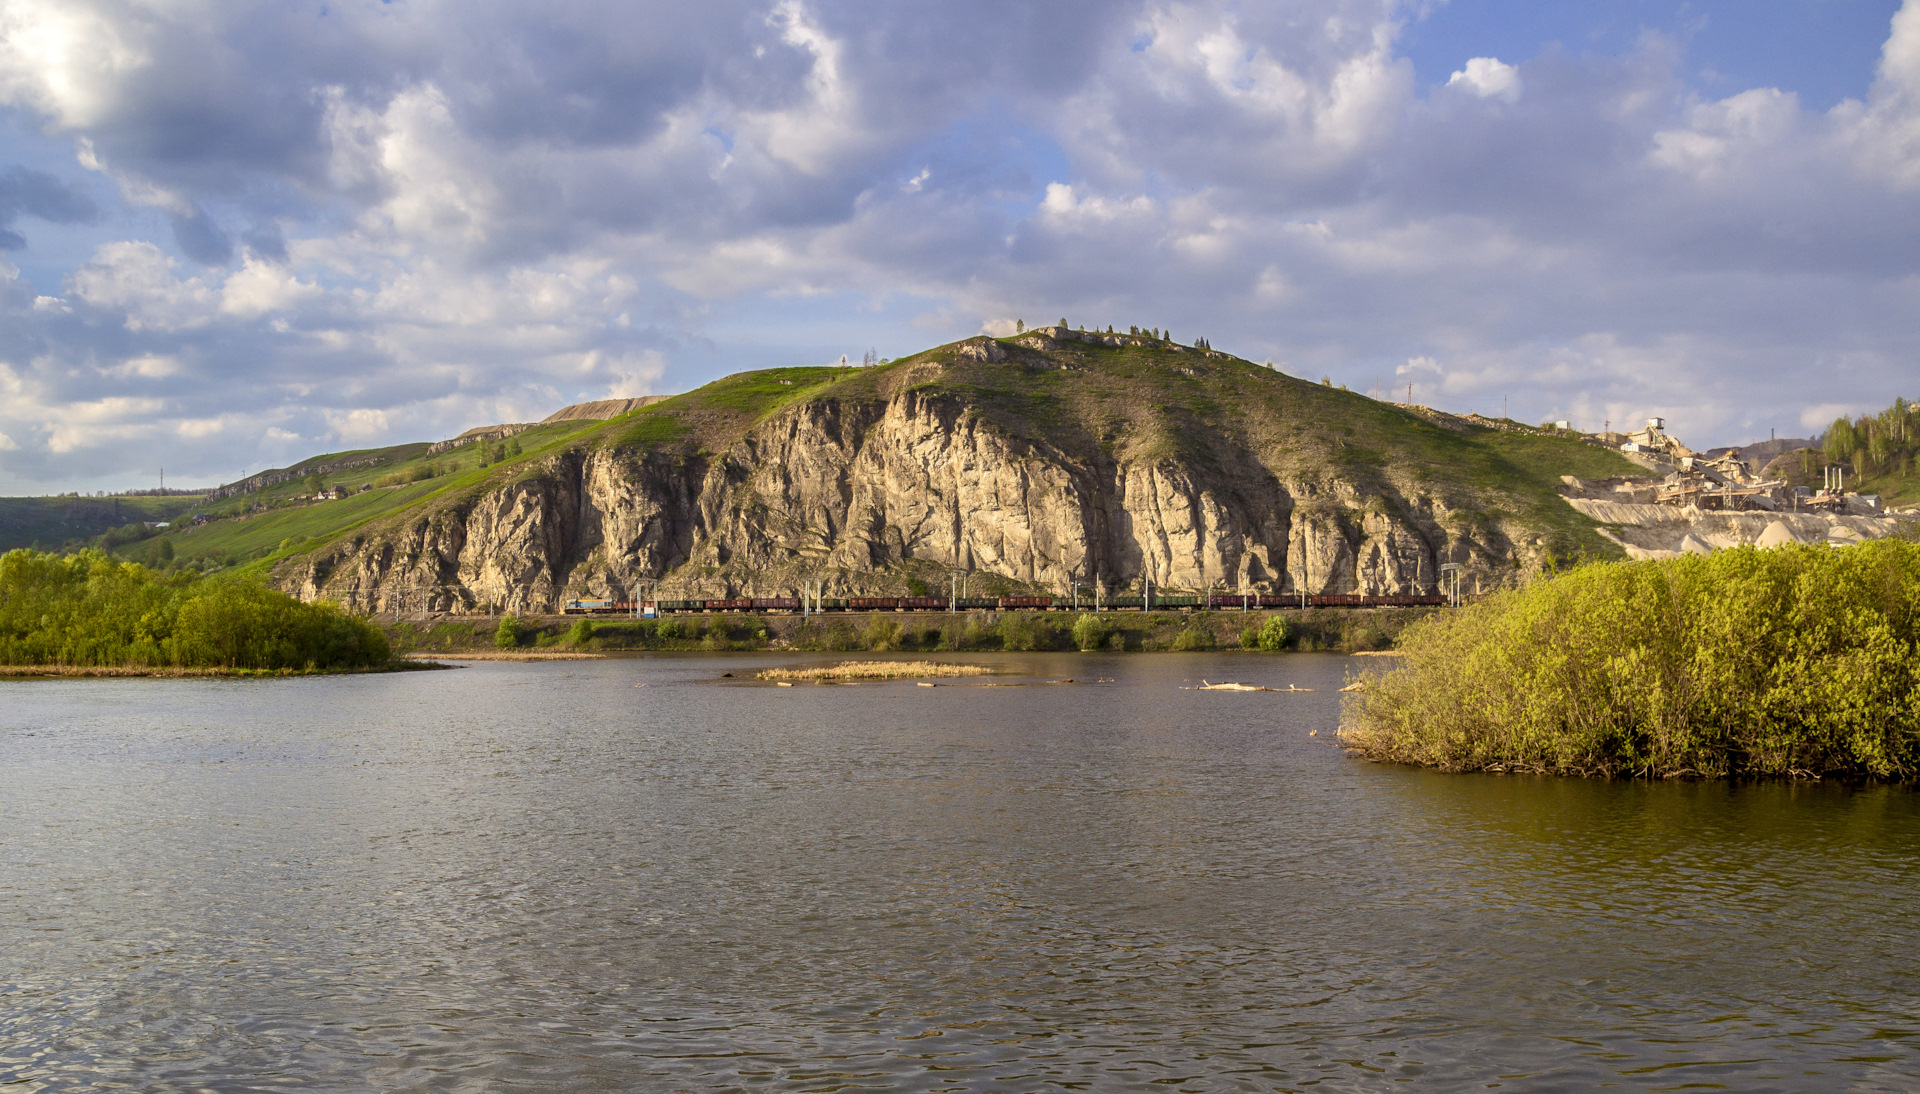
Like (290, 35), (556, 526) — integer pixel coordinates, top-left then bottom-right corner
(1403, 1), (1902, 107)
(0, 0), (1915, 491)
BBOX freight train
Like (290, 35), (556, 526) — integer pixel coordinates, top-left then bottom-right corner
(562, 593), (1446, 615)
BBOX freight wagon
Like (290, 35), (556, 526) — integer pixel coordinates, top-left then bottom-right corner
(581, 592), (1452, 615)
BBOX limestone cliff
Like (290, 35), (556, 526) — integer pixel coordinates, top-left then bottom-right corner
(278, 331), (1645, 613)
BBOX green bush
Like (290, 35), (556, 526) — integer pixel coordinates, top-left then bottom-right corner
(1072, 613), (1109, 651)
(1171, 624), (1214, 651)
(494, 616), (521, 649)
(998, 614), (1057, 651)
(1240, 624), (1260, 649)
(0, 549), (388, 670)
(1342, 542), (1920, 779)
(655, 618), (684, 641)
(865, 617), (902, 650)
(567, 618), (595, 646)
(1257, 616), (1291, 651)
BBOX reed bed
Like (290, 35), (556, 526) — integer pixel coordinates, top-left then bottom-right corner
(757, 660), (994, 681)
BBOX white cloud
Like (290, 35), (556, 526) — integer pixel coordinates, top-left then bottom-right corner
(220, 256), (322, 318)
(67, 242), (214, 331)
(1447, 57), (1520, 102)
(1, 0), (1919, 489)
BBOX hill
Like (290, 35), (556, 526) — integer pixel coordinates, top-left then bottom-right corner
(0, 493), (208, 554)
(167, 327), (1640, 613)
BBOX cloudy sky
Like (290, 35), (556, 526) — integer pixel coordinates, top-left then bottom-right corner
(0, 0), (1914, 491)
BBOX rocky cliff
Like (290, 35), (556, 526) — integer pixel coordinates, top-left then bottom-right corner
(277, 331), (1645, 613)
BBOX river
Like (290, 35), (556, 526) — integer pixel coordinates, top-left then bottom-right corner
(2, 652), (1916, 1091)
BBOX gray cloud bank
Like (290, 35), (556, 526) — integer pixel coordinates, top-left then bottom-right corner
(0, 0), (1916, 488)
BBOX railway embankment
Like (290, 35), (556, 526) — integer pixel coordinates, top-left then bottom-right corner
(385, 605), (1438, 656)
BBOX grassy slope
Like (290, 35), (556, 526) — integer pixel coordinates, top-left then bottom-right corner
(71, 420), (602, 573)
(1855, 464), (1920, 507)
(36, 335), (1645, 576)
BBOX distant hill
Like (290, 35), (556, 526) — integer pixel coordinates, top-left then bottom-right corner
(209, 326), (1645, 613)
(1702, 437), (1813, 465)
(0, 494), (207, 553)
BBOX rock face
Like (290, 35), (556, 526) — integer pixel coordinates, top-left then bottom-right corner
(281, 342), (1618, 613)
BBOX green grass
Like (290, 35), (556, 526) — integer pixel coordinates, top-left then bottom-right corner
(78, 418), (605, 572)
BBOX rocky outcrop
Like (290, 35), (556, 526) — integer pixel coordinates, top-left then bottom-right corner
(540, 396), (668, 423)
(282, 378), (1554, 614)
(425, 423), (532, 456)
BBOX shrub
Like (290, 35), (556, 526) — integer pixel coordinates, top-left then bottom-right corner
(1240, 624), (1260, 649)
(494, 616), (521, 649)
(1257, 616), (1291, 651)
(960, 617), (995, 649)
(0, 549), (388, 670)
(1341, 542), (1920, 779)
(1171, 624), (1213, 651)
(567, 618), (595, 646)
(865, 617), (902, 651)
(998, 614), (1057, 651)
(1072, 613), (1110, 651)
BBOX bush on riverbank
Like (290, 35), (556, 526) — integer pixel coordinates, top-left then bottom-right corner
(0, 549), (390, 671)
(1340, 542), (1920, 779)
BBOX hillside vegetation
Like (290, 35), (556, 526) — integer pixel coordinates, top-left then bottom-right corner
(1340, 541), (1920, 779)
(0, 549), (390, 671)
(1771, 396), (1920, 506)
(57, 420), (604, 576)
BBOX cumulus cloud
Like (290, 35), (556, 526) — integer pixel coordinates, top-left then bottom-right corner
(1447, 57), (1520, 101)
(0, 0), (1915, 489)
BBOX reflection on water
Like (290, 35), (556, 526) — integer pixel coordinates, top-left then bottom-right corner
(2, 652), (1916, 1091)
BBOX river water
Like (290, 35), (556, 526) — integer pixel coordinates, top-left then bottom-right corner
(2, 652), (1916, 1092)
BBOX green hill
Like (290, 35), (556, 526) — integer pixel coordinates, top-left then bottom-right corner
(24, 328), (1649, 608)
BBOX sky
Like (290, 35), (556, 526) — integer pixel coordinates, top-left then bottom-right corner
(0, 0), (1914, 492)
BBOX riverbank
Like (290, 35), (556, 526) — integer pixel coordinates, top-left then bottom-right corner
(385, 606), (1436, 657)
(403, 650), (603, 662)
(0, 660), (441, 678)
